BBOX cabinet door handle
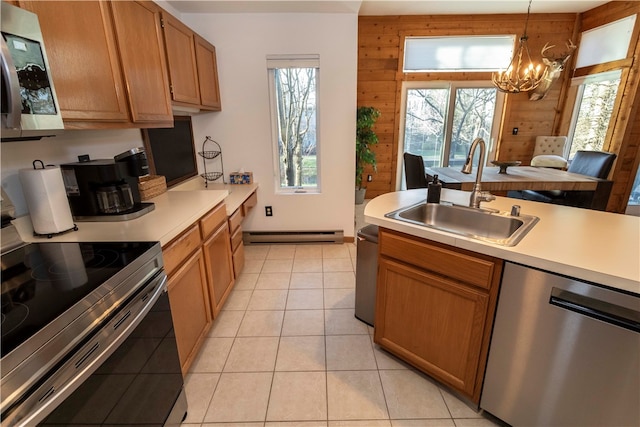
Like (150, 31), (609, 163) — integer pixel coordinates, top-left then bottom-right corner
(549, 287), (640, 333)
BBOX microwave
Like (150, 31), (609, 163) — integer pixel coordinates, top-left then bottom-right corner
(1, 2), (63, 142)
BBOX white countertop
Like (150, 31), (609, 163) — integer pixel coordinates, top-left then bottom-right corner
(365, 189), (640, 295)
(13, 178), (259, 247)
(169, 177), (259, 216)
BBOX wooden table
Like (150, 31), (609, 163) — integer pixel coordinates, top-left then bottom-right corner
(425, 166), (613, 209)
(425, 166), (604, 191)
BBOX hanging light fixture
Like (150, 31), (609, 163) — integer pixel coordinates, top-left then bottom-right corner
(492, 0), (548, 93)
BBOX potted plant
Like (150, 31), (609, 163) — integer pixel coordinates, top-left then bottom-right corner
(355, 106), (380, 204)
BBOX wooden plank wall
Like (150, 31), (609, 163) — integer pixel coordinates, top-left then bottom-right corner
(358, 5), (640, 213)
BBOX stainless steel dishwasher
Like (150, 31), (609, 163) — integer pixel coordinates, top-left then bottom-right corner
(481, 262), (640, 427)
(355, 225), (378, 326)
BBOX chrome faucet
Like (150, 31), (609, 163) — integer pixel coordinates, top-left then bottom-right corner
(461, 137), (495, 208)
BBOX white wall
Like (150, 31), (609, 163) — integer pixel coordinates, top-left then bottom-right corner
(1, 130), (146, 216)
(183, 12), (358, 238)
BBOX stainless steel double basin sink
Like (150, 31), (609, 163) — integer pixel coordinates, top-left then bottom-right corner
(385, 202), (539, 246)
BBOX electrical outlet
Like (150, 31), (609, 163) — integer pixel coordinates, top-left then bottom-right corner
(265, 206), (273, 217)
(512, 127), (519, 135)
(367, 174), (373, 182)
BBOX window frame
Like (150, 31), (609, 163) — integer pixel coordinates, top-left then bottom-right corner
(565, 69), (622, 159)
(267, 55), (321, 194)
(398, 80), (505, 186)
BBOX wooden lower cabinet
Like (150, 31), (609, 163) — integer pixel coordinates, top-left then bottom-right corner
(166, 249), (211, 374)
(202, 220), (235, 317)
(374, 228), (502, 404)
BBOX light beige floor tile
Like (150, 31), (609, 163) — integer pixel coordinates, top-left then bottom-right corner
(237, 310), (284, 337)
(255, 272), (291, 290)
(209, 310), (245, 337)
(294, 245), (323, 259)
(440, 388), (482, 419)
(266, 371), (327, 421)
(325, 309), (369, 335)
(391, 420), (455, 427)
(379, 370), (450, 419)
(368, 325), (375, 335)
(183, 373), (220, 423)
(293, 258), (323, 272)
(329, 421), (391, 427)
(323, 244), (351, 258)
(243, 258), (265, 273)
(281, 310), (325, 336)
(205, 423), (263, 427)
(244, 244), (270, 260)
(323, 271), (355, 288)
(275, 336), (326, 371)
(324, 288), (355, 309)
(247, 290), (288, 310)
(453, 418), (503, 427)
(267, 422), (327, 427)
(290, 272), (323, 289)
(190, 337), (234, 373)
(323, 258), (354, 272)
(286, 289), (324, 310)
(203, 372), (272, 423)
(267, 245), (296, 259)
(326, 335), (376, 370)
(223, 290), (253, 311)
(224, 337), (279, 372)
(262, 259), (294, 273)
(234, 272), (259, 290)
(373, 345), (410, 370)
(327, 370), (388, 420)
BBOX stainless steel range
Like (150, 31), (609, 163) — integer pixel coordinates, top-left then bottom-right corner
(0, 234), (187, 426)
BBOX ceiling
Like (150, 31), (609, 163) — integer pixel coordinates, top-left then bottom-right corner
(166, 0), (610, 15)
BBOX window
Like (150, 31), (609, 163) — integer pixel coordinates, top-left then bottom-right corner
(567, 70), (621, 158)
(267, 55), (319, 193)
(400, 81), (504, 171)
(403, 36), (515, 72)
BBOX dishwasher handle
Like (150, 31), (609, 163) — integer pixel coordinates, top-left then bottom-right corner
(550, 287), (640, 333)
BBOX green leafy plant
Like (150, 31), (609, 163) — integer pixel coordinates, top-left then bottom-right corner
(356, 106), (380, 189)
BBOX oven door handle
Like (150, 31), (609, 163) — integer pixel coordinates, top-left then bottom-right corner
(4, 271), (168, 427)
(549, 287), (640, 333)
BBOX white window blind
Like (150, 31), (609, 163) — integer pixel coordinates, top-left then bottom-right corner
(403, 36), (515, 72)
(266, 54), (320, 69)
(575, 14), (636, 68)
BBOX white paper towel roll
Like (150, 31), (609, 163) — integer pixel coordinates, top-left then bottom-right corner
(19, 165), (75, 235)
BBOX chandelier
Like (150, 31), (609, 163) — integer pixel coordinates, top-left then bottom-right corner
(492, 0), (548, 93)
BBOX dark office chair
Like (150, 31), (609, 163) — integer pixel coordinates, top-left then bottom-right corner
(403, 152), (428, 189)
(510, 150), (616, 210)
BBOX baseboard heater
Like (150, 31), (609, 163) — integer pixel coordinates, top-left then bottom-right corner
(243, 230), (344, 244)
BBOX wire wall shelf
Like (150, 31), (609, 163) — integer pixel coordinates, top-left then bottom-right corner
(198, 136), (225, 187)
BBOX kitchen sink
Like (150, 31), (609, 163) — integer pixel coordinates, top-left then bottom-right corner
(385, 202), (539, 246)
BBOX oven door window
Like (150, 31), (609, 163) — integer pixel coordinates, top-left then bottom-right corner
(38, 292), (184, 426)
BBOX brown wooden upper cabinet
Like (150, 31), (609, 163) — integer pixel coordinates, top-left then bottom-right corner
(161, 11), (222, 111)
(18, 0), (173, 129)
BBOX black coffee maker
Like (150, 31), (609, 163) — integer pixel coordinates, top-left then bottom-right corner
(61, 148), (155, 221)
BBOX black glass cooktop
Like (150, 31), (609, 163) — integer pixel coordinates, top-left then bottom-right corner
(1, 241), (157, 358)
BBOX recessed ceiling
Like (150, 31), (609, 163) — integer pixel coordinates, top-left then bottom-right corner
(166, 0), (610, 15)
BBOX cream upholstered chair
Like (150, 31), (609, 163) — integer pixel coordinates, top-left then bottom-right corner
(531, 136), (568, 169)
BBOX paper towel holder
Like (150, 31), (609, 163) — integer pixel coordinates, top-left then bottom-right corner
(27, 159), (79, 239)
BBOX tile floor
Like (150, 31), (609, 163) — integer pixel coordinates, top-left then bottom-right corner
(181, 241), (504, 427)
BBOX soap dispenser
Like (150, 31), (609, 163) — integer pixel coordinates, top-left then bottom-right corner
(427, 174), (442, 204)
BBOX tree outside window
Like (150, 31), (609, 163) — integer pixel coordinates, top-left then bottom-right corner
(269, 62), (318, 192)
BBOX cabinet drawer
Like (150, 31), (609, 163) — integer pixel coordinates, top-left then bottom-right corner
(200, 202), (227, 239)
(228, 208), (243, 234)
(231, 225), (243, 252)
(379, 229), (498, 290)
(163, 224), (201, 276)
(242, 191), (257, 216)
